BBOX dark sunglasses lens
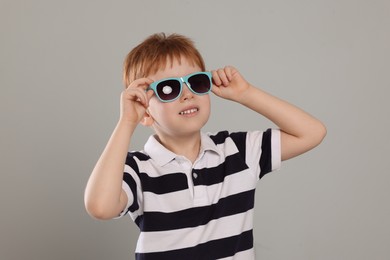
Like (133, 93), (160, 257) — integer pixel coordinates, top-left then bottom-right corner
(188, 74), (211, 94)
(156, 80), (181, 101)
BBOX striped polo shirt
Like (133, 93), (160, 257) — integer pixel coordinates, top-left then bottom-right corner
(119, 129), (281, 259)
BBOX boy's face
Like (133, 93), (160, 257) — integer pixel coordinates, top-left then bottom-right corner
(145, 57), (211, 138)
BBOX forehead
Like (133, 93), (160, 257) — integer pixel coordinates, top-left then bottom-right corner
(147, 56), (202, 80)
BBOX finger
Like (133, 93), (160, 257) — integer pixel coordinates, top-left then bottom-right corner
(124, 87), (149, 107)
(211, 70), (222, 86)
(224, 66), (235, 81)
(146, 89), (154, 99)
(127, 77), (154, 90)
(211, 84), (221, 95)
(216, 68), (230, 87)
(144, 89), (155, 107)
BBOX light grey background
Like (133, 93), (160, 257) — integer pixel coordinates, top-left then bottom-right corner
(1, 0), (389, 259)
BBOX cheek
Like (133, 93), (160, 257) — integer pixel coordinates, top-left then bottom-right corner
(149, 95), (159, 105)
(202, 96), (211, 111)
(147, 100), (160, 118)
(148, 95), (168, 110)
(148, 101), (174, 120)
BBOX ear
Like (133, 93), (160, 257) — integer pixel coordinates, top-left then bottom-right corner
(140, 109), (154, 127)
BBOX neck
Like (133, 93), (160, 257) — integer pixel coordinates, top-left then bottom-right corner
(156, 132), (201, 163)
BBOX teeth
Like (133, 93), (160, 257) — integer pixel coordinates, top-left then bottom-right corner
(180, 108), (198, 115)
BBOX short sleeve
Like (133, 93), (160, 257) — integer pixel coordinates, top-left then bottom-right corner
(246, 129), (281, 179)
(115, 179), (134, 218)
(115, 153), (144, 220)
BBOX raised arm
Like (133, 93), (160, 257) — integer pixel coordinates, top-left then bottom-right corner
(212, 66), (326, 161)
(84, 78), (154, 220)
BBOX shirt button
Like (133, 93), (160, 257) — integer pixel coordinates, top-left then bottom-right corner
(193, 172), (198, 179)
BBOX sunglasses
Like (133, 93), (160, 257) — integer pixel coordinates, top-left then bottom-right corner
(147, 71), (212, 102)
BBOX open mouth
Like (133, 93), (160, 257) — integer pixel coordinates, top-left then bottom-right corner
(179, 108), (199, 115)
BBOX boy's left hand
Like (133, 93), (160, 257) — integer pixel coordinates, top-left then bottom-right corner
(211, 66), (251, 103)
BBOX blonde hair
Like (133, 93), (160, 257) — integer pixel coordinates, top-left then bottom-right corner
(123, 33), (206, 87)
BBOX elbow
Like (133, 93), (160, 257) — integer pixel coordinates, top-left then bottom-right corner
(312, 120), (327, 147)
(281, 120), (327, 161)
(318, 121), (327, 142)
(84, 196), (115, 220)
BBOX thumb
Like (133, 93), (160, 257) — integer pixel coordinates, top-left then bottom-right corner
(144, 89), (155, 107)
(211, 84), (224, 97)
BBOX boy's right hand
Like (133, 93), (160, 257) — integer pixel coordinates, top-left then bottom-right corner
(120, 78), (154, 125)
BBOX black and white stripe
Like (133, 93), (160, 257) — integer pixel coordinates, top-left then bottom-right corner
(119, 129), (281, 259)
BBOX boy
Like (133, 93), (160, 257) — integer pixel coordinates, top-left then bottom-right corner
(84, 33), (326, 259)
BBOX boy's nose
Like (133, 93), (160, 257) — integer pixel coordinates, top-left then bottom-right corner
(180, 83), (194, 101)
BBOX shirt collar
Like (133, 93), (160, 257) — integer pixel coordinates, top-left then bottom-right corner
(144, 132), (221, 167)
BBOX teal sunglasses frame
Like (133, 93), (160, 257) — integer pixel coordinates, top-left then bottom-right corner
(147, 71), (212, 102)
